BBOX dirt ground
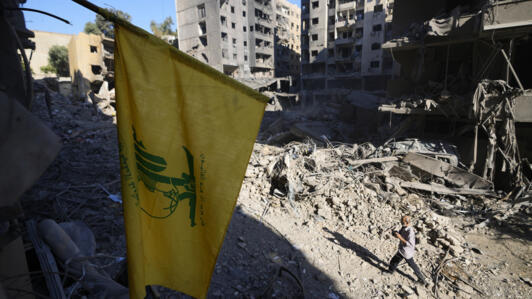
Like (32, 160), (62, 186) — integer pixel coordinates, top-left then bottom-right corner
(21, 82), (532, 298)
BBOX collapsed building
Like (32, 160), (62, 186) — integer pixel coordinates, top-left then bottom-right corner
(379, 0), (532, 191)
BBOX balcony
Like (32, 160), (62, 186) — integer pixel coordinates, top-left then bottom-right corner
(255, 45), (274, 55)
(335, 37), (355, 45)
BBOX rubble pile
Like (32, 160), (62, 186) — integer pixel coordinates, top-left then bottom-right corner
(237, 138), (531, 297)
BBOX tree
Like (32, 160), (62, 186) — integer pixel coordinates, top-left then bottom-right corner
(84, 22), (102, 35)
(41, 45), (69, 77)
(150, 17), (176, 37)
(84, 9), (131, 39)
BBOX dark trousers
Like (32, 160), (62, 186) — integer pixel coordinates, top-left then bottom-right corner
(388, 252), (426, 283)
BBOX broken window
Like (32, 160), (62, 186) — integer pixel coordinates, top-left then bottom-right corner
(371, 43), (381, 50)
(312, 1), (319, 9)
(312, 34), (318, 41)
(197, 4), (206, 18)
(199, 21), (207, 34)
(373, 24), (382, 32)
(355, 10), (363, 20)
(355, 28), (363, 38)
(312, 17), (319, 25)
(90, 45), (97, 53)
(370, 60), (380, 68)
(221, 32), (228, 42)
(311, 50), (318, 57)
(91, 65), (102, 75)
(340, 47), (350, 58)
(374, 4), (383, 13)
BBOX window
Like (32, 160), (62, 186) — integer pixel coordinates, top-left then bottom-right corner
(221, 32), (228, 42)
(328, 49), (334, 57)
(311, 50), (318, 56)
(312, 1), (319, 8)
(374, 4), (383, 13)
(244, 41), (247, 46)
(243, 11), (246, 17)
(355, 45), (362, 52)
(328, 32), (334, 39)
(220, 16), (226, 26)
(197, 4), (206, 18)
(312, 18), (319, 25)
(233, 38), (237, 44)
(244, 55), (248, 61)
(370, 60), (380, 68)
(312, 34), (318, 41)
(373, 24), (382, 32)
(199, 21), (207, 34)
(242, 0), (246, 5)
(243, 26), (247, 32)
(232, 22), (236, 29)
(91, 65), (102, 75)
(250, 26), (253, 31)
(233, 53), (237, 59)
(200, 36), (208, 46)
(371, 43), (381, 50)
(90, 45), (97, 53)
(231, 6), (235, 13)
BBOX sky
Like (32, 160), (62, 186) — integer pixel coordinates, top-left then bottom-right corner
(23, 0), (301, 35)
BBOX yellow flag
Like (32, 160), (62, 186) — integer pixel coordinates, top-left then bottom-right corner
(114, 23), (267, 298)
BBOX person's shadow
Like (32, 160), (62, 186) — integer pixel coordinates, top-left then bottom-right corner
(322, 227), (416, 282)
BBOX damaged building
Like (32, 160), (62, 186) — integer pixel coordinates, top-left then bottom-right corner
(175, 0), (301, 79)
(300, 0), (397, 103)
(380, 0), (532, 191)
(69, 32), (114, 99)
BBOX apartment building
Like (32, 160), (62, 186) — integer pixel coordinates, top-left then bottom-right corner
(176, 0), (280, 78)
(301, 0), (396, 99)
(274, 0), (301, 77)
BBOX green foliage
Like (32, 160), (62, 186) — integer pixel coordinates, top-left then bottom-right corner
(40, 65), (55, 74)
(150, 17), (176, 37)
(42, 45), (69, 77)
(84, 22), (102, 35)
(95, 9), (131, 38)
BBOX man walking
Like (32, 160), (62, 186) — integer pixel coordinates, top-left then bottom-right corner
(387, 216), (427, 285)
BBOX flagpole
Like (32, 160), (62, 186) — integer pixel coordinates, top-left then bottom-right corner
(71, 0), (125, 25)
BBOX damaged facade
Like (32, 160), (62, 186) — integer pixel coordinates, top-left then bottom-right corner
(300, 0), (397, 103)
(274, 0), (301, 77)
(380, 0), (532, 191)
(69, 32), (114, 99)
(175, 0), (301, 79)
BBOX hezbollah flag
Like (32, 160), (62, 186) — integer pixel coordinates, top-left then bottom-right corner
(114, 22), (267, 298)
